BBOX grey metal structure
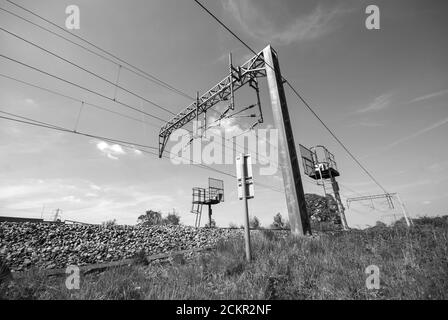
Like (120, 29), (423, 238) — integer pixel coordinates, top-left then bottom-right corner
(346, 193), (412, 227)
(263, 46), (311, 236)
(299, 144), (349, 230)
(160, 45), (311, 236)
(191, 178), (224, 228)
(346, 193), (396, 210)
(158, 49), (267, 157)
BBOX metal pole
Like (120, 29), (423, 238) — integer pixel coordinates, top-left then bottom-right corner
(240, 153), (252, 261)
(396, 194), (412, 227)
(229, 52), (235, 110)
(208, 204), (212, 228)
(331, 176), (349, 230)
(263, 45), (311, 236)
(318, 165), (327, 195)
(196, 91), (200, 137)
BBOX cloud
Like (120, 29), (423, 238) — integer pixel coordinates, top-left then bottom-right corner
(207, 114), (245, 137)
(0, 178), (176, 224)
(0, 185), (43, 200)
(96, 141), (126, 160)
(24, 98), (38, 107)
(348, 121), (384, 128)
(223, 0), (350, 45)
(85, 192), (99, 198)
(107, 153), (119, 160)
(410, 89), (448, 103)
(361, 116), (448, 160)
(386, 116), (448, 149)
(357, 94), (393, 113)
(427, 160), (448, 172)
(90, 184), (102, 191)
(62, 195), (82, 203)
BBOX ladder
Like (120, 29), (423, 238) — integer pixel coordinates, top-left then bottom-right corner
(191, 202), (203, 228)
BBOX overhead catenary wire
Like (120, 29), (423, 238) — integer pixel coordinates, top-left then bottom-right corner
(0, 54), (169, 123)
(0, 26), (177, 116)
(0, 111), (159, 151)
(0, 1), (332, 215)
(2, 2), (195, 101)
(1, 66), (277, 177)
(0, 73), (161, 128)
(192, 0), (389, 195)
(0, 111), (284, 194)
(1, 2), (257, 154)
(4, 0), (387, 196)
(1, 1), (352, 199)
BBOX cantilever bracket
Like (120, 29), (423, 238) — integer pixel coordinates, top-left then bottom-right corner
(158, 48), (268, 157)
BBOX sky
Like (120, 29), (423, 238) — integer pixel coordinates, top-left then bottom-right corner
(0, 0), (447, 228)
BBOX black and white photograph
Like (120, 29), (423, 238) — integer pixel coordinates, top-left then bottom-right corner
(0, 0), (447, 309)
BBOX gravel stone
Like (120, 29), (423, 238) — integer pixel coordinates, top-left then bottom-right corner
(0, 222), (237, 272)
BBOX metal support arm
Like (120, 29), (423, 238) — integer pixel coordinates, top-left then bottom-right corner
(158, 50), (267, 157)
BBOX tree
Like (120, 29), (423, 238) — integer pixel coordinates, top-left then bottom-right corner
(138, 210), (162, 226)
(164, 213), (180, 225)
(228, 222), (238, 228)
(102, 219), (117, 227)
(249, 216), (261, 229)
(204, 219), (216, 228)
(375, 220), (387, 228)
(272, 213), (285, 229)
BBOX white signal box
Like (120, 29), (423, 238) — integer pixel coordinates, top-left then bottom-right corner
(236, 154), (254, 200)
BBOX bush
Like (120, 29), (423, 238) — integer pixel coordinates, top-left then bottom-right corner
(138, 210), (181, 226)
(102, 219), (117, 227)
(249, 216), (261, 229)
(272, 213), (285, 229)
(204, 219), (216, 228)
(138, 210), (163, 226)
(164, 213), (180, 225)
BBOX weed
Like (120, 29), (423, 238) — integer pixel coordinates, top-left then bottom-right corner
(1, 216), (447, 300)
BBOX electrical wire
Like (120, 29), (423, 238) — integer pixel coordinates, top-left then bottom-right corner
(0, 54), (169, 123)
(0, 73), (161, 129)
(0, 26), (176, 116)
(2, 2), (195, 101)
(0, 110), (284, 194)
(192, 0), (389, 195)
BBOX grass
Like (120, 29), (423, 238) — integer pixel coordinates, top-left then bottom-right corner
(1, 216), (447, 300)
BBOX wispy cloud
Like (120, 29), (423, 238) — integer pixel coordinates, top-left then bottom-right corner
(362, 116), (448, 160)
(386, 116), (448, 149)
(96, 141), (126, 160)
(427, 160), (448, 172)
(223, 0), (350, 45)
(409, 89), (448, 103)
(24, 98), (39, 107)
(356, 94), (393, 113)
(348, 121), (384, 128)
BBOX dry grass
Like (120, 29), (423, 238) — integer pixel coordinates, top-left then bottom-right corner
(1, 216), (447, 300)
